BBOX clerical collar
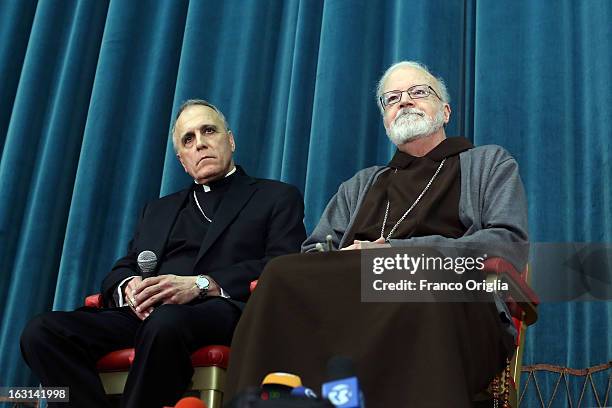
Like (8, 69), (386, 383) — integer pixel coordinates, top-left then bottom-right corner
(388, 136), (474, 169)
(194, 166), (237, 192)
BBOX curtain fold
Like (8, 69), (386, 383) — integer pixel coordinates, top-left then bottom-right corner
(1, 2), (610, 405)
(52, 0), (188, 314)
(0, 0), (38, 157)
(0, 0), (110, 386)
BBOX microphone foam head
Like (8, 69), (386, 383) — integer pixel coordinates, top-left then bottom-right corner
(174, 396), (206, 408)
(326, 355), (355, 380)
(261, 372), (302, 388)
(137, 250), (157, 274)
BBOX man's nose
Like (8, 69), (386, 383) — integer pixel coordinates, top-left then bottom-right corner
(195, 132), (208, 149)
(398, 91), (414, 108)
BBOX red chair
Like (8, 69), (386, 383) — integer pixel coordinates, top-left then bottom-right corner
(85, 294), (230, 408)
(478, 257), (539, 407)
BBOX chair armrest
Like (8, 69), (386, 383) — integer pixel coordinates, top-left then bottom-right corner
(483, 257), (539, 325)
(85, 294), (103, 308)
(96, 348), (135, 371)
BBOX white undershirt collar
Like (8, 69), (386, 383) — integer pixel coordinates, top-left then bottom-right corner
(194, 166), (237, 192)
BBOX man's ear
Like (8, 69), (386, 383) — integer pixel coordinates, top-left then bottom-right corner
(444, 104), (451, 124)
(228, 131), (236, 152)
(177, 153), (188, 173)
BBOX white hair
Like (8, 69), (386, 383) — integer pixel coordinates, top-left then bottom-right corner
(375, 61), (450, 114)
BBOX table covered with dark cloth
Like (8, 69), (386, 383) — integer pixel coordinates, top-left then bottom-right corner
(225, 250), (514, 407)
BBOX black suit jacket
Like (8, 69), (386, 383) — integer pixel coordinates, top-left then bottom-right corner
(101, 167), (306, 307)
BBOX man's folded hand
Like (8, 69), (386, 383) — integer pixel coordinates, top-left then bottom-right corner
(132, 275), (222, 318)
(341, 237), (389, 250)
(123, 276), (149, 320)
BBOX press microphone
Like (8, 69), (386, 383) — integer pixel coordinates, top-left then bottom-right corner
(137, 250), (157, 279)
(260, 372), (302, 400)
(225, 387), (334, 407)
(291, 386), (318, 399)
(315, 235), (335, 252)
(174, 396), (207, 408)
(326, 235), (333, 252)
(321, 356), (365, 408)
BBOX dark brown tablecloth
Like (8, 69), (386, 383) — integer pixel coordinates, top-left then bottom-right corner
(225, 250), (513, 407)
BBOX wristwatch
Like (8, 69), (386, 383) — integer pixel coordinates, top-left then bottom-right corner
(195, 275), (210, 299)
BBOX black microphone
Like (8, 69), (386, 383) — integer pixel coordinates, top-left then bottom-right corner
(291, 386), (318, 399)
(321, 356), (365, 408)
(326, 356), (354, 380)
(137, 250), (157, 279)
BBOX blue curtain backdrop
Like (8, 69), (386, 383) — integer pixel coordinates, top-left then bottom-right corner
(1, 0), (610, 404)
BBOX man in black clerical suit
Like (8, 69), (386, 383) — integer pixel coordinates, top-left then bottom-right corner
(20, 99), (306, 408)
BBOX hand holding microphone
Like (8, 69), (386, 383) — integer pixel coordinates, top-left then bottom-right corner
(125, 250), (157, 319)
(124, 276), (147, 319)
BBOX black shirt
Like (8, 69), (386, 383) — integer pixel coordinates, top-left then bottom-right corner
(158, 173), (235, 276)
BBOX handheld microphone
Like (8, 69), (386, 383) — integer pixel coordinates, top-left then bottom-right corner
(321, 356), (365, 408)
(137, 250), (157, 279)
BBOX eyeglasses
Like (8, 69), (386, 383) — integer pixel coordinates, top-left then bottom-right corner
(379, 84), (441, 109)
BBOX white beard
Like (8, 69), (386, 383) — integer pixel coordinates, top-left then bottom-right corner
(387, 107), (446, 146)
